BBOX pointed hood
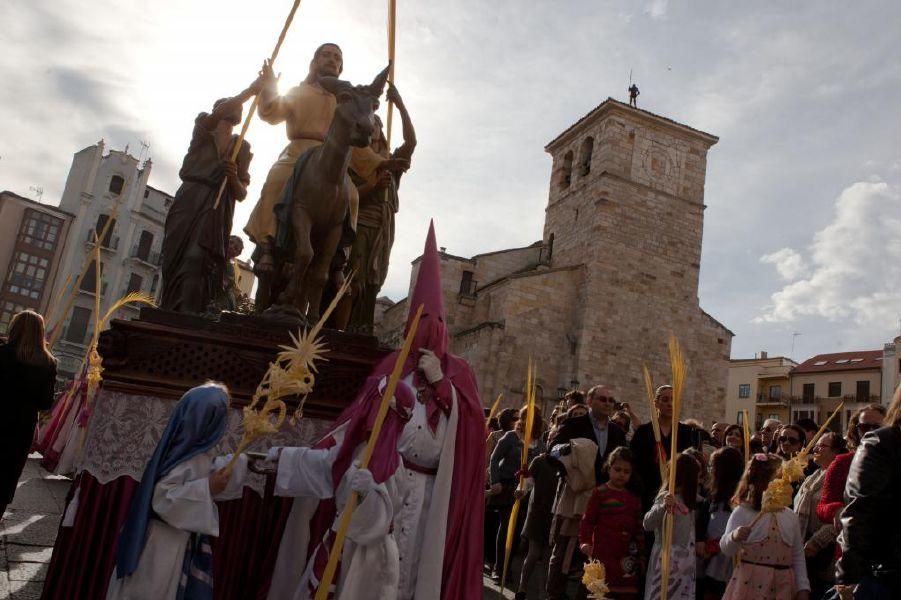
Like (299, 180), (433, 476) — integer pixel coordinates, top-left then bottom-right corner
(403, 220), (448, 372)
(406, 220), (445, 330)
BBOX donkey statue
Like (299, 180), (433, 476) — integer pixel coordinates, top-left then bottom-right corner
(265, 65), (390, 324)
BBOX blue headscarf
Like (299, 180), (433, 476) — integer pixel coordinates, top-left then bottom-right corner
(115, 383), (229, 578)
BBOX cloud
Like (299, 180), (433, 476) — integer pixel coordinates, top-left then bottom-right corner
(760, 248), (807, 281)
(758, 181), (901, 339)
(646, 0), (669, 19)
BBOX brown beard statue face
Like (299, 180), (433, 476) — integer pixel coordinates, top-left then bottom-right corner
(311, 44), (343, 78)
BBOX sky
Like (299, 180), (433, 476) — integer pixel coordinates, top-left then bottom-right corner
(1, 0), (899, 362)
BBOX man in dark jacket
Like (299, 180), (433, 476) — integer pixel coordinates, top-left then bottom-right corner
(629, 385), (695, 510)
(548, 384), (628, 485)
(836, 422), (901, 599)
(545, 384), (627, 600)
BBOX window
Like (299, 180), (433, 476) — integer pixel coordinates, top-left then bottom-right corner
(579, 137), (594, 176)
(126, 273), (143, 294)
(560, 151), (573, 189)
(136, 231), (154, 261)
(5, 251), (49, 301)
(828, 382), (842, 397)
(95, 214), (117, 248)
(458, 270), (475, 296)
(802, 383), (815, 402)
(769, 385), (782, 400)
(856, 380), (870, 402)
(738, 384), (750, 398)
(793, 406), (817, 423)
(19, 209), (63, 251)
(150, 274), (159, 294)
(0, 300), (28, 335)
(737, 411), (745, 425)
(109, 175), (125, 195)
(64, 306), (92, 344)
(80, 262), (103, 293)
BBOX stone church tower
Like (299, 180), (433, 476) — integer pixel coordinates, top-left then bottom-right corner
(377, 99), (733, 425)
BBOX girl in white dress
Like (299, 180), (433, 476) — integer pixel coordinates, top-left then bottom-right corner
(643, 452), (702, 600)
(107, 382), (244, 600)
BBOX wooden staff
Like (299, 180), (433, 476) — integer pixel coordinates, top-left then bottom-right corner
(314, 303), (424, 600)
(44, 272), (73, 327)
(385, 0), (398, 148)
(742, 409), (751, 461)
(661, 334), (686, 600)
(91, 234), (102, 345)
(801, 401), (845, 456)
(485, 392), (503, 433)
(500, 357), (536, 596)
(213, 0), (304, 210)
(643, 364), (667, 482)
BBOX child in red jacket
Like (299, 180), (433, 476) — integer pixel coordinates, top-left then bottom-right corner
(579, 447), (644, 598)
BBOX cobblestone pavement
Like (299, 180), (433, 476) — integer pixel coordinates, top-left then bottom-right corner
(0, 455), (70, 600)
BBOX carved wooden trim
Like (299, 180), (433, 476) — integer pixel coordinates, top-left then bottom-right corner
(97, 308), (390, 420)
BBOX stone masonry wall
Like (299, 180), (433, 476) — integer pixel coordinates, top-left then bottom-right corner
(376, 100), (732, 425)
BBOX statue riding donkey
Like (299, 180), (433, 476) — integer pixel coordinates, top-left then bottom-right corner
(264, 65), (395, 324)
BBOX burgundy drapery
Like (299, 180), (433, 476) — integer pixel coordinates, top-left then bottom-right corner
(42, 473), (293, 599)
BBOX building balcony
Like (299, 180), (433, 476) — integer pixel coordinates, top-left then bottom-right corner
(756, 393), (787, 407)
(78, 281), (109, 296)
(787, 394), (881, 404)
(85, 230), (119, 252)
(128, 245), (162, 267)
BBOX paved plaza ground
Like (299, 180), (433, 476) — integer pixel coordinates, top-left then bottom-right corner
(0, 455), (70, 600)
(1, 454), (576, 599)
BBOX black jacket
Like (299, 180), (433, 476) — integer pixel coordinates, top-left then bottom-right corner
(629, 421), (696, 510)
(547, 413), (628, 485)
(0, 342), (57, 505)
(837, 425), (901, 589)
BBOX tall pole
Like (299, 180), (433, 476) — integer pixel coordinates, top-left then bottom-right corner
(212, 0), (304, 209)
(385, 0), (398, 148)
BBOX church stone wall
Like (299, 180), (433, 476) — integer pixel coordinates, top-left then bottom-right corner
(542, 101), (729, 426)
(452, 266), (584, 416)
(472, 245), (543, 286)
(376, 99), (733, 426)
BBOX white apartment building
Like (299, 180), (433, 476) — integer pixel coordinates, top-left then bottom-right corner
(50, 141), (173, 378)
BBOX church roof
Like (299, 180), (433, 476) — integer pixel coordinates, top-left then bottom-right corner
(545, 97), (719, 153)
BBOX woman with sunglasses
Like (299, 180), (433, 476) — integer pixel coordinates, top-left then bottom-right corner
(776, 424), (806, 460)
(794, 432), (847, 599)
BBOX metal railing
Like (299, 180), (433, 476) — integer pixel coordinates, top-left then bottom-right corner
(129, 245), (162, 266)
(85, 229), (119, 250)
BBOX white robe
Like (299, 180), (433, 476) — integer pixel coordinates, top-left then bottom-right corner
(267, 374), (461, 600)
(105, 452), (246, 600)
(271, 439), (406, 600)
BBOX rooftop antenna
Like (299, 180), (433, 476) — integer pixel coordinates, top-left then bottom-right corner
(137, 140), (150, 164)
(790, 332), (801, 359)
(28, 185), (44, 202)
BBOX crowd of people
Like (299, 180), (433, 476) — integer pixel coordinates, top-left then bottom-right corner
(485, 385), (901, 600)
(3, 306), (901, 600)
